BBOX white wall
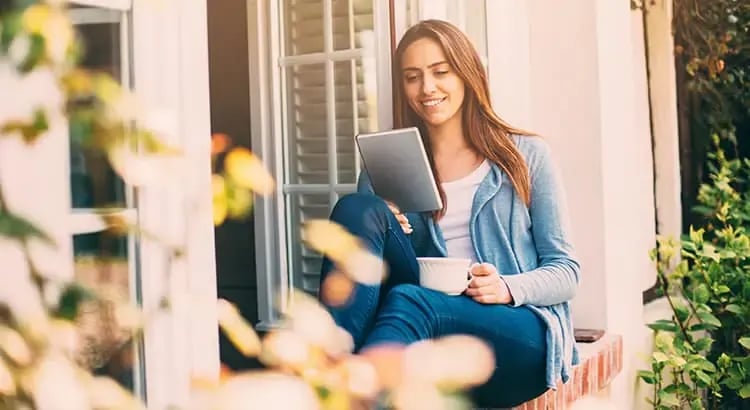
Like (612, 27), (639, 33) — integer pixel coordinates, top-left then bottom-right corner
(487, 1), (659, 408)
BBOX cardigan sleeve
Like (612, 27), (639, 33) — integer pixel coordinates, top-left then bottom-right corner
(501, 139), (581, 307)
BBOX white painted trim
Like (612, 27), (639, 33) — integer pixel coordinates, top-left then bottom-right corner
(278, 48), (366, 66)
(69, 0), (132, 11)
(248, 0), (286, 329)
(178, 0), (220, 391)
(131, 0), (218, 406)
(645, 0), (682, 242)
(374, 0), (394, 131)
(485, 1), (532, 129)
(69, 8), (122, 25)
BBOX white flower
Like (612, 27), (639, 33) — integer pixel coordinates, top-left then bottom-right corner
(8, 34), (31, 67)
(213, 372), (320, 410)
(32, 354), (89, 410)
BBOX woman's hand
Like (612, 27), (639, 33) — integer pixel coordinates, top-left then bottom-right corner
(385, 201), (413, 234)
(464, 263), (513, 304)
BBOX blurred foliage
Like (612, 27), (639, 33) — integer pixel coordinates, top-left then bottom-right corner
(641, 138), (750, 409)
(0, 1), (494, 409)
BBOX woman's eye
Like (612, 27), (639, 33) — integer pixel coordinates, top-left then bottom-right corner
(435, 70), (449, 76)
(405, 76), (419, 82)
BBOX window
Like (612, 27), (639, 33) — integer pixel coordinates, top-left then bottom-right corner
(17, 0), (217, 407)
(67, 1), (144, 396)
(250, 0), (390, 327)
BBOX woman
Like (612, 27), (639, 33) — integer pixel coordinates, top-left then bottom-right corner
(319, 19), (580, 407)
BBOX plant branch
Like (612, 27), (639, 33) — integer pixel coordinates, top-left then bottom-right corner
(658, 271), (695, 349)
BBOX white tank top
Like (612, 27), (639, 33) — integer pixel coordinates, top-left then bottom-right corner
(438, 160), (491, 261)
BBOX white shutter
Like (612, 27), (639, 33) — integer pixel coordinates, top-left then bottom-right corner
(282, 0), (378, 294)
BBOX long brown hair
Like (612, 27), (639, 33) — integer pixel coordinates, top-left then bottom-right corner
(392, 20), (533, 218)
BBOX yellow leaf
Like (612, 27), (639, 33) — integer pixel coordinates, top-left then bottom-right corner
(302, 220), (387, 284)
(217, 299), (262, 357)
(260, 330), (311, 370)
(22, 5), (50, 34)
(213, 175), (228, 225)
(87, 376), (145, 410)
(224, 148), (274, 195)
(0, 359), (16, 395)
(0, 325), (32, 366)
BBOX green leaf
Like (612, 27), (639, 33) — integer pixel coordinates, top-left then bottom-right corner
(694, 370), (713, 387)
(696, 311), (722, 328)
(648, 320), (678, 332)
(739, 384), (750, 399)
(687, 356), (716, 372)
(653, 352), (669, 363)
(669, 356), (687, 368)
(638, 370), (656, 384)
(674, 303), (690, 322)
(715, 285), (731, 295)
(692, 284), (711, 304)
(690, 398), (704, 410)
(55, 283), (96, 320)
(700, 243), (721, 262)
(725, 304), (743, 315)
(739, 337), (750, 350)
(0, 209), (54, 244)
(693, 337), (714, 352)
(0, 109), (48, 144)
(658, 390), (681, 407)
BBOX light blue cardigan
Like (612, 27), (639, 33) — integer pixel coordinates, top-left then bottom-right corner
(357, 135), (581, 389)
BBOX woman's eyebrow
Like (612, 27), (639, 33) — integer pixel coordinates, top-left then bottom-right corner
(402, 60), (449, 71)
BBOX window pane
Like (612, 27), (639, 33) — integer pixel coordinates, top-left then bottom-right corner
(69, 6), (139, 395)
(334, 59), (377, 183)
(284, 0), (324, 55)
(70, 8), (129, 209)
(73, 234), (137, 391)
(332, 0), (374, 51)
(285, 193), (330, 294)
(286, 64), (330, 185)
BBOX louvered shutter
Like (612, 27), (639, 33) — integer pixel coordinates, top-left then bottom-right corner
(281, 0), (378, 294)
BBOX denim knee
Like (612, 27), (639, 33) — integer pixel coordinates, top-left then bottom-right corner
(330, 193), (391, 230)
(332, 193), (388, 216)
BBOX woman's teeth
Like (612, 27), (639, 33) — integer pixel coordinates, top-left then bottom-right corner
(422, 98), (444, 107)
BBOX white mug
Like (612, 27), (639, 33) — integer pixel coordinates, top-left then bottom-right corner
(417, 257), (473, 295)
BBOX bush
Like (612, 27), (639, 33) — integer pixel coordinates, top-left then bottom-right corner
(641, 137), (750, 409)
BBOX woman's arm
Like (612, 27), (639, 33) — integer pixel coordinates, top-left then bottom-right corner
(501, 139), (581, 307)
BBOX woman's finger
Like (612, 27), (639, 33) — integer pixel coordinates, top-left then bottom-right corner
(468, 275), (498, 288)
(470, 263), (497, 277)
(464, 284), (494, 296)
(472, 294), (496, 304)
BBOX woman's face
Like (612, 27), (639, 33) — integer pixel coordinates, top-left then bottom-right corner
(400, 37), (465, 129)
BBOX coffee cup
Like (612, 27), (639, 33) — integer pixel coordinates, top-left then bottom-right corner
(417, 257), (472, 295)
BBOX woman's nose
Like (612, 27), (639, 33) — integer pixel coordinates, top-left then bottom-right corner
(422, 75), (437, 94)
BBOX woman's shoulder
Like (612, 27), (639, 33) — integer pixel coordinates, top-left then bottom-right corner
(511, 134), (553, 169)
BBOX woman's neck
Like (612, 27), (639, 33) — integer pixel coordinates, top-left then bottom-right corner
(427, 115), (469, 157)
(427, 116), (483, 181)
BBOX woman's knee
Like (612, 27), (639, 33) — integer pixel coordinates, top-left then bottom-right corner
(330, 193), (390, 227)
(382, 284), (432, 311)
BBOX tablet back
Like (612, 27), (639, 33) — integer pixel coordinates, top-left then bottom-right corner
(355, 127), (443, 213)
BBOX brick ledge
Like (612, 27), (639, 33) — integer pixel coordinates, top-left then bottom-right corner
(512, 333), (623, 409)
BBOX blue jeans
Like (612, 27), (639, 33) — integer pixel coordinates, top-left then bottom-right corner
(319, 193), (549, 407)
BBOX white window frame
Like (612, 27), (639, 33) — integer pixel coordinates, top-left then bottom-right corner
(248, 0), (394, 329)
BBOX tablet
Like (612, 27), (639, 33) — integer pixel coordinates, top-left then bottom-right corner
(355, 127), (443, 213)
